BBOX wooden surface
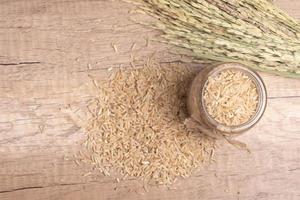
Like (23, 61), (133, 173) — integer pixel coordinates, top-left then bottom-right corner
(0, 0), (299, 199)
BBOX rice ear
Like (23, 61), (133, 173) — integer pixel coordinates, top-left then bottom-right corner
(133, 0), (300, 78)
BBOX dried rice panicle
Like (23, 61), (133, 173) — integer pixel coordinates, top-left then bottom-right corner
(133, 0), (300, 78)
(82, 60), (215, 185)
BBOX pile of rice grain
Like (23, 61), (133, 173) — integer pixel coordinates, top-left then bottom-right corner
(203, 70), (258, 126)
(81, 60), (215, 185)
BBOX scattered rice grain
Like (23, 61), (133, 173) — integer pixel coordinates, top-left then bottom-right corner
(111, 43), (118, 53)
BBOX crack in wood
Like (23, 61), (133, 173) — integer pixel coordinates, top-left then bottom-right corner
(268, 95), (300, 99)
(0, 183), (80, 194)
(0, 181), (103, 194)
(0, 186), (44, 194)
(288, 167), (300, 172)
(0, 62), (41, 66)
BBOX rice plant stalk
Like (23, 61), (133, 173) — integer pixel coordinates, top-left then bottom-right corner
(134, 0), (300, 78)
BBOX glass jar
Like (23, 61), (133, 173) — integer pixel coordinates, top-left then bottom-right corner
(187, 63), (267, 135)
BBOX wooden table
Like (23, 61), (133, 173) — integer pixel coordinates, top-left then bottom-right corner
(0, 0), (299, 199)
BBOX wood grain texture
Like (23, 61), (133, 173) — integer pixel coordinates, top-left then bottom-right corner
(0, 0), (299, 199)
